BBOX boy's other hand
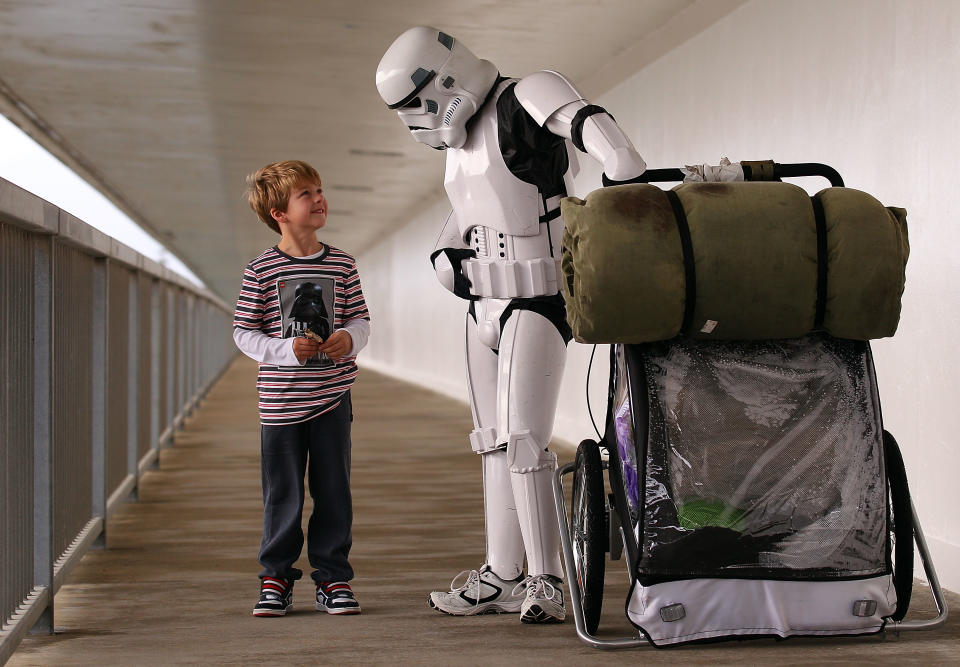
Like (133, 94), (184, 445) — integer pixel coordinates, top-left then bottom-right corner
(292, 336), (320, 363)
(318, 330), (353, 361)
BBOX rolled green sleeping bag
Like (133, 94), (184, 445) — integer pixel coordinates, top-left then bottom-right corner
(560, 182), (909, 343)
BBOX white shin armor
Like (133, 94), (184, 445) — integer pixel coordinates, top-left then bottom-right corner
(482, 448), (525, 580)
(507, 431), (563, 578)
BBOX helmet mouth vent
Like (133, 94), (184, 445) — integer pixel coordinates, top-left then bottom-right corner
(444, 97), (462, 125)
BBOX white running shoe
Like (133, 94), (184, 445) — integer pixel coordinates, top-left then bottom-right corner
(428, 564), (525, 616)
(515, 574), (565, 624)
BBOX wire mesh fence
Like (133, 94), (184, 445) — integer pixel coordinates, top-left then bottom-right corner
(0, 177), (236, 662)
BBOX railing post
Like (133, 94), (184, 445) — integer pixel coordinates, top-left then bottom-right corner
(30, 236), (53, 635)
(179, 292), (186, 422)
(127, 272), (140, 500)
(178, 293), (185, 420)
(165, 287), (175, 444)
(90, 258), (107, 548)
(193, 300), (199, 403)
(150, 281), (161, 455)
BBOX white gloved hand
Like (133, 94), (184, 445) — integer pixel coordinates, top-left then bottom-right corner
(429, 248), (478, 300)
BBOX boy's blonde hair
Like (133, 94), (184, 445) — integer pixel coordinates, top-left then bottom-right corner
(245, 160), (322, 234)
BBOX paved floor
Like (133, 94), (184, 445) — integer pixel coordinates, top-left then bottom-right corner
(9, 356), (960, 665)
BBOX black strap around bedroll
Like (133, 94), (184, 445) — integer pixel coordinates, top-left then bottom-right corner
(883, 429), (914, 622)
(811, 196), (829, 329)
(664, 189), (696, 335)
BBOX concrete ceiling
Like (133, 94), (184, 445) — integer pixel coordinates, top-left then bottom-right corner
(0, 0), (741, 303)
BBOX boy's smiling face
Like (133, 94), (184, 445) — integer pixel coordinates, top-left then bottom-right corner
(272, 180), (327, 231)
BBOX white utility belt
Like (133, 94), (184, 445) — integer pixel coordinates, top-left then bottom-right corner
(463, 257), (560, 299)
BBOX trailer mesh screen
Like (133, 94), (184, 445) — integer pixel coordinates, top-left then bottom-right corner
(628, 335), (888, 581)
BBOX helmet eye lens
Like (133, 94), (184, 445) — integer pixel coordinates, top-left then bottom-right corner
(401, 97), (421, 109)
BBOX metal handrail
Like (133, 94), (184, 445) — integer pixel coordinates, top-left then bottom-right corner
(0, 176), (236, 664)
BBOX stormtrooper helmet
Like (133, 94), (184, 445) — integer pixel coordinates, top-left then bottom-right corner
(376, 26), (498, 149)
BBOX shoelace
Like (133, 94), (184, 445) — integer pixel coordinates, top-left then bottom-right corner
(448, 569), (482, 595)
(511, 574), (559, 601)
(447, 568), (488, 611)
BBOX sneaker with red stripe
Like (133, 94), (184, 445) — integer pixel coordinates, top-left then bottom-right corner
(316, 581), (361, 615)
(253, 577), (293, 617)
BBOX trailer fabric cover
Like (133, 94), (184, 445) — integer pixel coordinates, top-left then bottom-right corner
(559, 182), (909, 342)
(618, 335), (895, 645)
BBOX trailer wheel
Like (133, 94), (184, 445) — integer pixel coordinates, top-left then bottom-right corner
(571, 439), (606, 634)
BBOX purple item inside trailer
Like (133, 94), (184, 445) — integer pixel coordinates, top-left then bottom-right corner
(615, 400), (640, 513)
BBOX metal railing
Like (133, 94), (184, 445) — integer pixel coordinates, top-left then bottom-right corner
(0, 176), (236, 663)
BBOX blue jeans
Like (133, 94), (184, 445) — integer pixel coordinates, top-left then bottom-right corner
(258, 392), (353, 583)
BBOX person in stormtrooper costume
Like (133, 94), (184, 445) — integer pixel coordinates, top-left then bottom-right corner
(376, 26), (647, 624)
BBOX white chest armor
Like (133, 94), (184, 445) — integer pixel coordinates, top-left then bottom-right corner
(444, 80), (540, 238)
(444, 80), (575, 299)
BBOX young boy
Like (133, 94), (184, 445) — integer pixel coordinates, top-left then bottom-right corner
(233, 160), (371, 617)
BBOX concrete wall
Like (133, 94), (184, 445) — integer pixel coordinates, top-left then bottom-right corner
(357, 0), (960, 590)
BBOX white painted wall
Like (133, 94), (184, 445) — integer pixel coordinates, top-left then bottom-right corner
(357, 0), (960, 591)
(357, 193), (471, 401)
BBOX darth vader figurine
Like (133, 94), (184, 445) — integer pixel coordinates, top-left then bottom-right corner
(288, 282), (331, 343)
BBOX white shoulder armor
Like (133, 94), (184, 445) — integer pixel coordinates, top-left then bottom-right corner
(514, 70), (585, 127)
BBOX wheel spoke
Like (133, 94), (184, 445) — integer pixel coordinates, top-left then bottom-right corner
(570, 440), (606, 634)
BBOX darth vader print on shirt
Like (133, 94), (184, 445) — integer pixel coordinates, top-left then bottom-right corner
(278, 277), (335, 368)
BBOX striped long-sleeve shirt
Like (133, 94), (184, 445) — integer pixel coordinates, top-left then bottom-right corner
(233, 245), (370, 425)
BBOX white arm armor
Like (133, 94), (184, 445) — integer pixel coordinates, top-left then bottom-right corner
(430, 210), (475, 298)
(515, 70), (646, 182)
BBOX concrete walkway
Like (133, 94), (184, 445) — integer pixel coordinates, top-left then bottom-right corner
(9, 356), (959, 665)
